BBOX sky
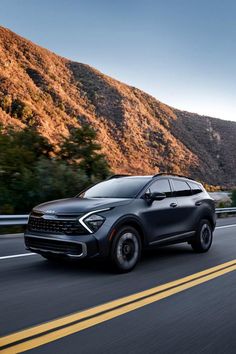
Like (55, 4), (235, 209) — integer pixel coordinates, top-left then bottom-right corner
(0, 0), (235, 121)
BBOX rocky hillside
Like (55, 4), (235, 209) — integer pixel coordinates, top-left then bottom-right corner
(0, 26), (235, 186)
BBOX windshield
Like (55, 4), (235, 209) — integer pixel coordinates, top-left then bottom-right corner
(78, 177), (150, 199)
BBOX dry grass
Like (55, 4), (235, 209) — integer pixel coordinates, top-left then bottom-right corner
(0, 26), (235, 187)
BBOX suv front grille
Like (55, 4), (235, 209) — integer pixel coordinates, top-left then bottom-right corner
(28, 215), (87, 235)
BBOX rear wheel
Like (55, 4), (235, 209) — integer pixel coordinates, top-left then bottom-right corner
(191, 219), (213, 253)
(110, 226), (141, 272)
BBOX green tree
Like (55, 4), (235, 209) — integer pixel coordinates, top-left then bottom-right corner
(231, 189), (236, 207)
(0, 126), (54, 213)
(0, 126), (53, 174)
(35, 159), (89, 201)
(0, 125), (110, 213)
(60, 125), (110, 180)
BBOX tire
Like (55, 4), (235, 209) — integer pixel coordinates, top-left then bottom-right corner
(110, 226), (141, 273)
(191, 219), (213, 253)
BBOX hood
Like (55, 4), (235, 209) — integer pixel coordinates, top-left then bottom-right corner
(33, 197), (132, 215)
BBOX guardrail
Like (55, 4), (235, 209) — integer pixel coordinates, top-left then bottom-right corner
(0, 208), (235, 227)
(215, 207), (236, 214)
(0, 215), (29, 226)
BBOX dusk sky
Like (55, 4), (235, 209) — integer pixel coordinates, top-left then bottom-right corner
(0, 0), (235, 121)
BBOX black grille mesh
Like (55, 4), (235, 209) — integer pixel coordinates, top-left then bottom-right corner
(28, 216), (87, 235)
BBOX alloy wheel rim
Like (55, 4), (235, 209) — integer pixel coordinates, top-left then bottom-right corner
(116, 232), (139, 268)
(200, 224), (212, 247)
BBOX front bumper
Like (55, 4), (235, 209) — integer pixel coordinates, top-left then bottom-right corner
(24, 232), (99, 259)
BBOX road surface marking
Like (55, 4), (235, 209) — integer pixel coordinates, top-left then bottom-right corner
(216, 224), (236, 229)
(0, 253), (36, 260)
(1, 259), (236, 353)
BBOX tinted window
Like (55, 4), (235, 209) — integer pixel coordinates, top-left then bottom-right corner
(79, 177), (150, 198)
(188, 181), (203, 195)
(172, 179), (191, 197)
(149, 179), (172, 197)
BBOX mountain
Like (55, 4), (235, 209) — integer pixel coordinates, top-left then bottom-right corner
(0, 26), (235, 187)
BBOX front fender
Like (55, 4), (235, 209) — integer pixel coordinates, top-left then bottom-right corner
(110, 214), (147, 246)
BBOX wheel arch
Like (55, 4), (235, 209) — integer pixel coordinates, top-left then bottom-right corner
(197, 209), (216, 231)
(110, 215), (147, 248)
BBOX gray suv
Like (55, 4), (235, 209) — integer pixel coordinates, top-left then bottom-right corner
(25, 174), (216, 272)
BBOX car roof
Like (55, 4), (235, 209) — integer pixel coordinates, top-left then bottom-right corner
(108, 173), (203, 187)
(109, 174), (195, 181)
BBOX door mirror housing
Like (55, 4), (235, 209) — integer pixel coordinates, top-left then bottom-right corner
(144, 191), (166, 202)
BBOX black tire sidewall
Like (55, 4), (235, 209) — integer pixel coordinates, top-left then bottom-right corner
(192, 219), (213, 252)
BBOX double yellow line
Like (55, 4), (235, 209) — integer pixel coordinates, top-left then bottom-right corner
(1, 259), (236, 353)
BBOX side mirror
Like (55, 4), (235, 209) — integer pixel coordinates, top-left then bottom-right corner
(144, 192), (166, 202)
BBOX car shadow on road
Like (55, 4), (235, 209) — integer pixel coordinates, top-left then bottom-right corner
(32, 243), (196, 276)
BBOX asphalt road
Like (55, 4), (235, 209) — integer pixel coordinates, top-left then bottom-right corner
(1, 217), (236, 353)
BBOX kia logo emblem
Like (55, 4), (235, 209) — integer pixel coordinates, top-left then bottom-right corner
(45, 210), (55, 214)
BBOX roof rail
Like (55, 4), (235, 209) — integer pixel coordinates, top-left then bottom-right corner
(107, 174), (131, 180)
(152, 173), (195, 180)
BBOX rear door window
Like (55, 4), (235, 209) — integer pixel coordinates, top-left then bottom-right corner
(172, 179), (192, 197)
(188, 181), (203, 195)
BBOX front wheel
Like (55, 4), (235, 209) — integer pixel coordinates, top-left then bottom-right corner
(191, 219), (213, 253)
(110, 226), (141, 273)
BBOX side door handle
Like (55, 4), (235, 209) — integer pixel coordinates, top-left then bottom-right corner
(170, 202), (178, 208)
(195, 201), (202, 206)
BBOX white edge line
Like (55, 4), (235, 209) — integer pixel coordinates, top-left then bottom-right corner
(216, 224), (236, 230)
(0, 223), (235, 261)
(0, 252), (36, 260)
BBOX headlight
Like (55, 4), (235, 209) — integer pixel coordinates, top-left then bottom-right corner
(79, 208), (111, 233)
(83, 214), (105, 232)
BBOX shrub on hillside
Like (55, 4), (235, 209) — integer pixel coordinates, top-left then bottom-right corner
(0, 95), (12, 113)
(11, 99), (33, 122)
(0, 95), (35, 123)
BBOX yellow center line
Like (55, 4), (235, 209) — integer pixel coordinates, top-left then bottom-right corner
(1, 259), (236, 353)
